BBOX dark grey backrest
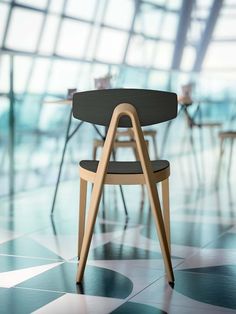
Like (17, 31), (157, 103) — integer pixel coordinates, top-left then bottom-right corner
(73, 89), (177, 127)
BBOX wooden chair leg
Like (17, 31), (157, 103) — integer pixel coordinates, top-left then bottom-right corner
(215, 137), (225, 184)
(76, 180), (104, 283)
(126, 105), (174, 283)
(227, 138), (234, 179)
(148, 182), (174, 283)
(161, 178), (170, 252)
(78, 178), (87, 259)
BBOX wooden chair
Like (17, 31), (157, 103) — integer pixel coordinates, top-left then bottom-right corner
(72, 89), (177, 285)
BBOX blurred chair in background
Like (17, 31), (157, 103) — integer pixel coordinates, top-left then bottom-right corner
(93, 75), (158, 160)
(216, 131), (236, 182)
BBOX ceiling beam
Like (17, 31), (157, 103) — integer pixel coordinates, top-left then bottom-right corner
(192, 0), (224, 72)
(171, 0), (195, 70)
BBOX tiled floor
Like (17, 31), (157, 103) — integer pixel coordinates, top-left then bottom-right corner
(0, 123), (236, 313)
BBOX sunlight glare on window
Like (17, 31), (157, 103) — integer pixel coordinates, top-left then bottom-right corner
(0, 55), (10, 93)
(5, 8), (43, 52)
(39, 15), (60, 54)
(180, 46), (196, 71)
(154, 42), (174, 69)
(134, 5), (163, 37)
(65, 0), (97, 21)
(28, 58), (51, 93)
(48, 0), (64, 14)
(160, 13), (178, 40)
(126, 36), (156, 67)
(14, 56), (32, 93)
(203, 43), (236, 70)
(213, 17), (236, 39)
(104, 0), (135, 30)
(56, 19), (90, 58)
(15, 0), (48, 10)
(96, 28), (128, 63)
(48, 60), (80, 93)
(0, 3), (9, 47)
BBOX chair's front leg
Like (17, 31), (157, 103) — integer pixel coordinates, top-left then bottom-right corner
(76, 179), (104, 283)
(78, 178), (87, 259)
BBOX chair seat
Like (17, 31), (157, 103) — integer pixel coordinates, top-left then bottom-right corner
(80, 160), (169, 174)
(79, 160), (170, 185)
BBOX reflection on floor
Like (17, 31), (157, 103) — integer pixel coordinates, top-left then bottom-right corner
(0, 124), (236, 313)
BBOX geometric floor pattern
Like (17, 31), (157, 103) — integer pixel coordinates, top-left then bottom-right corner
(1, 132), (236, 313)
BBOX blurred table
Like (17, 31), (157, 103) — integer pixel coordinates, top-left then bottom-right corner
(46, 99), (127, 215)
(45, 99), (84, 214)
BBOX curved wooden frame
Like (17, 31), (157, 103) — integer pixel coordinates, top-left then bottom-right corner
(76, 103), (174, 284)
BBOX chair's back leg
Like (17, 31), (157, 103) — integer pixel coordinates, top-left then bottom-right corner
(161, 178), (170, 252)
(129, 108), (174, 283)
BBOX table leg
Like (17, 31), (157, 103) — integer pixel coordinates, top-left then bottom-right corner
(9, 55), (15, 197)
(51, 110), (73, 214)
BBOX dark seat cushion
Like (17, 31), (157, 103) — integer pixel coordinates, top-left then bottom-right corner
(80, 160), (169, 174)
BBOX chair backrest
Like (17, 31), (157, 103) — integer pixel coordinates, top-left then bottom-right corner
(73, 88), (177, 127)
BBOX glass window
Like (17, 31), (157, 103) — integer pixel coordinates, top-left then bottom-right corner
(193, 7), (210, 19)
(160, 13), (178, 40)
(14, 56), (32, 93)
(48, 0), (65, 14)
(65, 0), (97, 21)
(180, 46), (196, 71)
(47, 60), (80, 94)
(0, 55), (10, 93)
(147, 0), (166, 5)
(39, 15), (60, 54)
(15, 0), (48, 10)
(213, 17), (236, 39)
(118, 67), (148, 88)
(187, 20), (205, 43)
(148, 70), (169, 90)
(126, 36), (156, 67)
(56, 19), (90, 58)
(76, 63), (93, 90)
(104, 0), (135, 30)
(0, 97), (9, 127)
(196, 0), (214, 9)
(96, 28), (128, 63)
(0, 3), (9, 47)
(225, 0), (236, 4)
(134, 5), (163, 37)
(166, 0), (182, 10)
(154, 42), (174, 69)
(221, 7), (236, 17)
(28, 58), (51, 93)
(5, 8), (43, 52)
(203, 43), (236, 70)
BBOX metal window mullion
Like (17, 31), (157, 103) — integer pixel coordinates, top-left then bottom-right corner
(171, 0), (195, 71)
(193, 0), (224, 72)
